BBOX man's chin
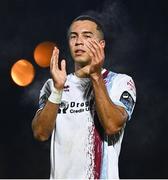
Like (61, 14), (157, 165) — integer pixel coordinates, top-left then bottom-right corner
(74, 58), (90, 66)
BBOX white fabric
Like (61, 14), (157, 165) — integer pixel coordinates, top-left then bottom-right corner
(38, 70), (136, 179)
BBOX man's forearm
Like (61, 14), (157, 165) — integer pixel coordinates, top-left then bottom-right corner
(32, 101), (60, 141)
(91, 74), (127, 135)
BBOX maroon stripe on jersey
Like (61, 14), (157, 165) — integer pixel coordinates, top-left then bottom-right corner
(102, 69), (109, 79)
(93, 127), (102, 179)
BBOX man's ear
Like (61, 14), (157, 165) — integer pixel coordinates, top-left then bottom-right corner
(100, 40), (105, 48)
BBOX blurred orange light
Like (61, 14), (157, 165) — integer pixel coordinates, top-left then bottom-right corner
(11, 59), (35, 87)
(34, 41), (56, 67)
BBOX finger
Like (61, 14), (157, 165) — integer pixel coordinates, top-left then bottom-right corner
(84, 40), (96, 57)
(89, 40), (102, 60)
(85, 40), (99, 61)
(52, 47), (59, 70)
(61, 59), (67, 74)
(50, 48), (55, 70)
(87, 40), (105, 64)
(92, 39), (104, 57)
(93, 40), (105, 63)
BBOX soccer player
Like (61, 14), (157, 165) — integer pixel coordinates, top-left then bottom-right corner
(32, 15), (136, 179)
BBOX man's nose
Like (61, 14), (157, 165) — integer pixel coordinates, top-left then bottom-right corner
(75, 36), (84, 46)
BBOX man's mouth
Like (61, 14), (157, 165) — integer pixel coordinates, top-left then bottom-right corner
(74, 49), (86, 55)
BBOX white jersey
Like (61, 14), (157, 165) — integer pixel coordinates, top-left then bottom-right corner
(38, 69), (136, 179)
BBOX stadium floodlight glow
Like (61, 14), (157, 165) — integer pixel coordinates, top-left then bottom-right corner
(11, 59), (35, 87)
(34, 41), (56, 67)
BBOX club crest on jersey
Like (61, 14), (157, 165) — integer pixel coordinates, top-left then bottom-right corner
(64, 85), (70, 92)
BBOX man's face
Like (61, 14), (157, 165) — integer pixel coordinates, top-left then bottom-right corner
(68, 20), (104, 66)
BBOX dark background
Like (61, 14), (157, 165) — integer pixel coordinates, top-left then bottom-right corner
(0, 0), (168, 178)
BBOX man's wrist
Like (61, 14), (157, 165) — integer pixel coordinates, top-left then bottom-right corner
(90, 72), (102, 81)
(48, 87), (63, 104)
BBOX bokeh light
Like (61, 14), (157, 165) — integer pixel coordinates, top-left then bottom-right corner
(34, 41), (56, 67)
(11, 59), (35, 87)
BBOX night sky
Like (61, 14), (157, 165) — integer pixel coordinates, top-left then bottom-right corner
(0, 0), (168, 178)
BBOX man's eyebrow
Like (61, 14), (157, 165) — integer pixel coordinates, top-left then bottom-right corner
(82, 31), (93, 35)
(69, 31), (93, 35)
(69, 32), (77, 35)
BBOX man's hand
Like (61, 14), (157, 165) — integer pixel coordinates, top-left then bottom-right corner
(50, 47), (67, 90)
(76, 39), (105, 79)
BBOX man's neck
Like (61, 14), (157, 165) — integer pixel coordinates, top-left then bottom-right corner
(74, 63), (90, 78)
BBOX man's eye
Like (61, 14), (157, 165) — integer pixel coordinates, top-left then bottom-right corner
(70, 35), (76, 39)
(85, 35), (91, 38)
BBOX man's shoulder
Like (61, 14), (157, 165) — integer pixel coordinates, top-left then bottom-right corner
(43, 78), (53, 87)
(105, 69), (133, 81)
(114, 73), (133, 81)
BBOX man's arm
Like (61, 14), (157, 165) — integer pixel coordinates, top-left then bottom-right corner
(32, 47), (67, 141)
(91, 74), (128, 135)
(79, 39), (128, 135)
(32, 101), (60, 141)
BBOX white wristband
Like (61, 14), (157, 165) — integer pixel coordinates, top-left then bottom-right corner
(48, 88), (63, 104)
